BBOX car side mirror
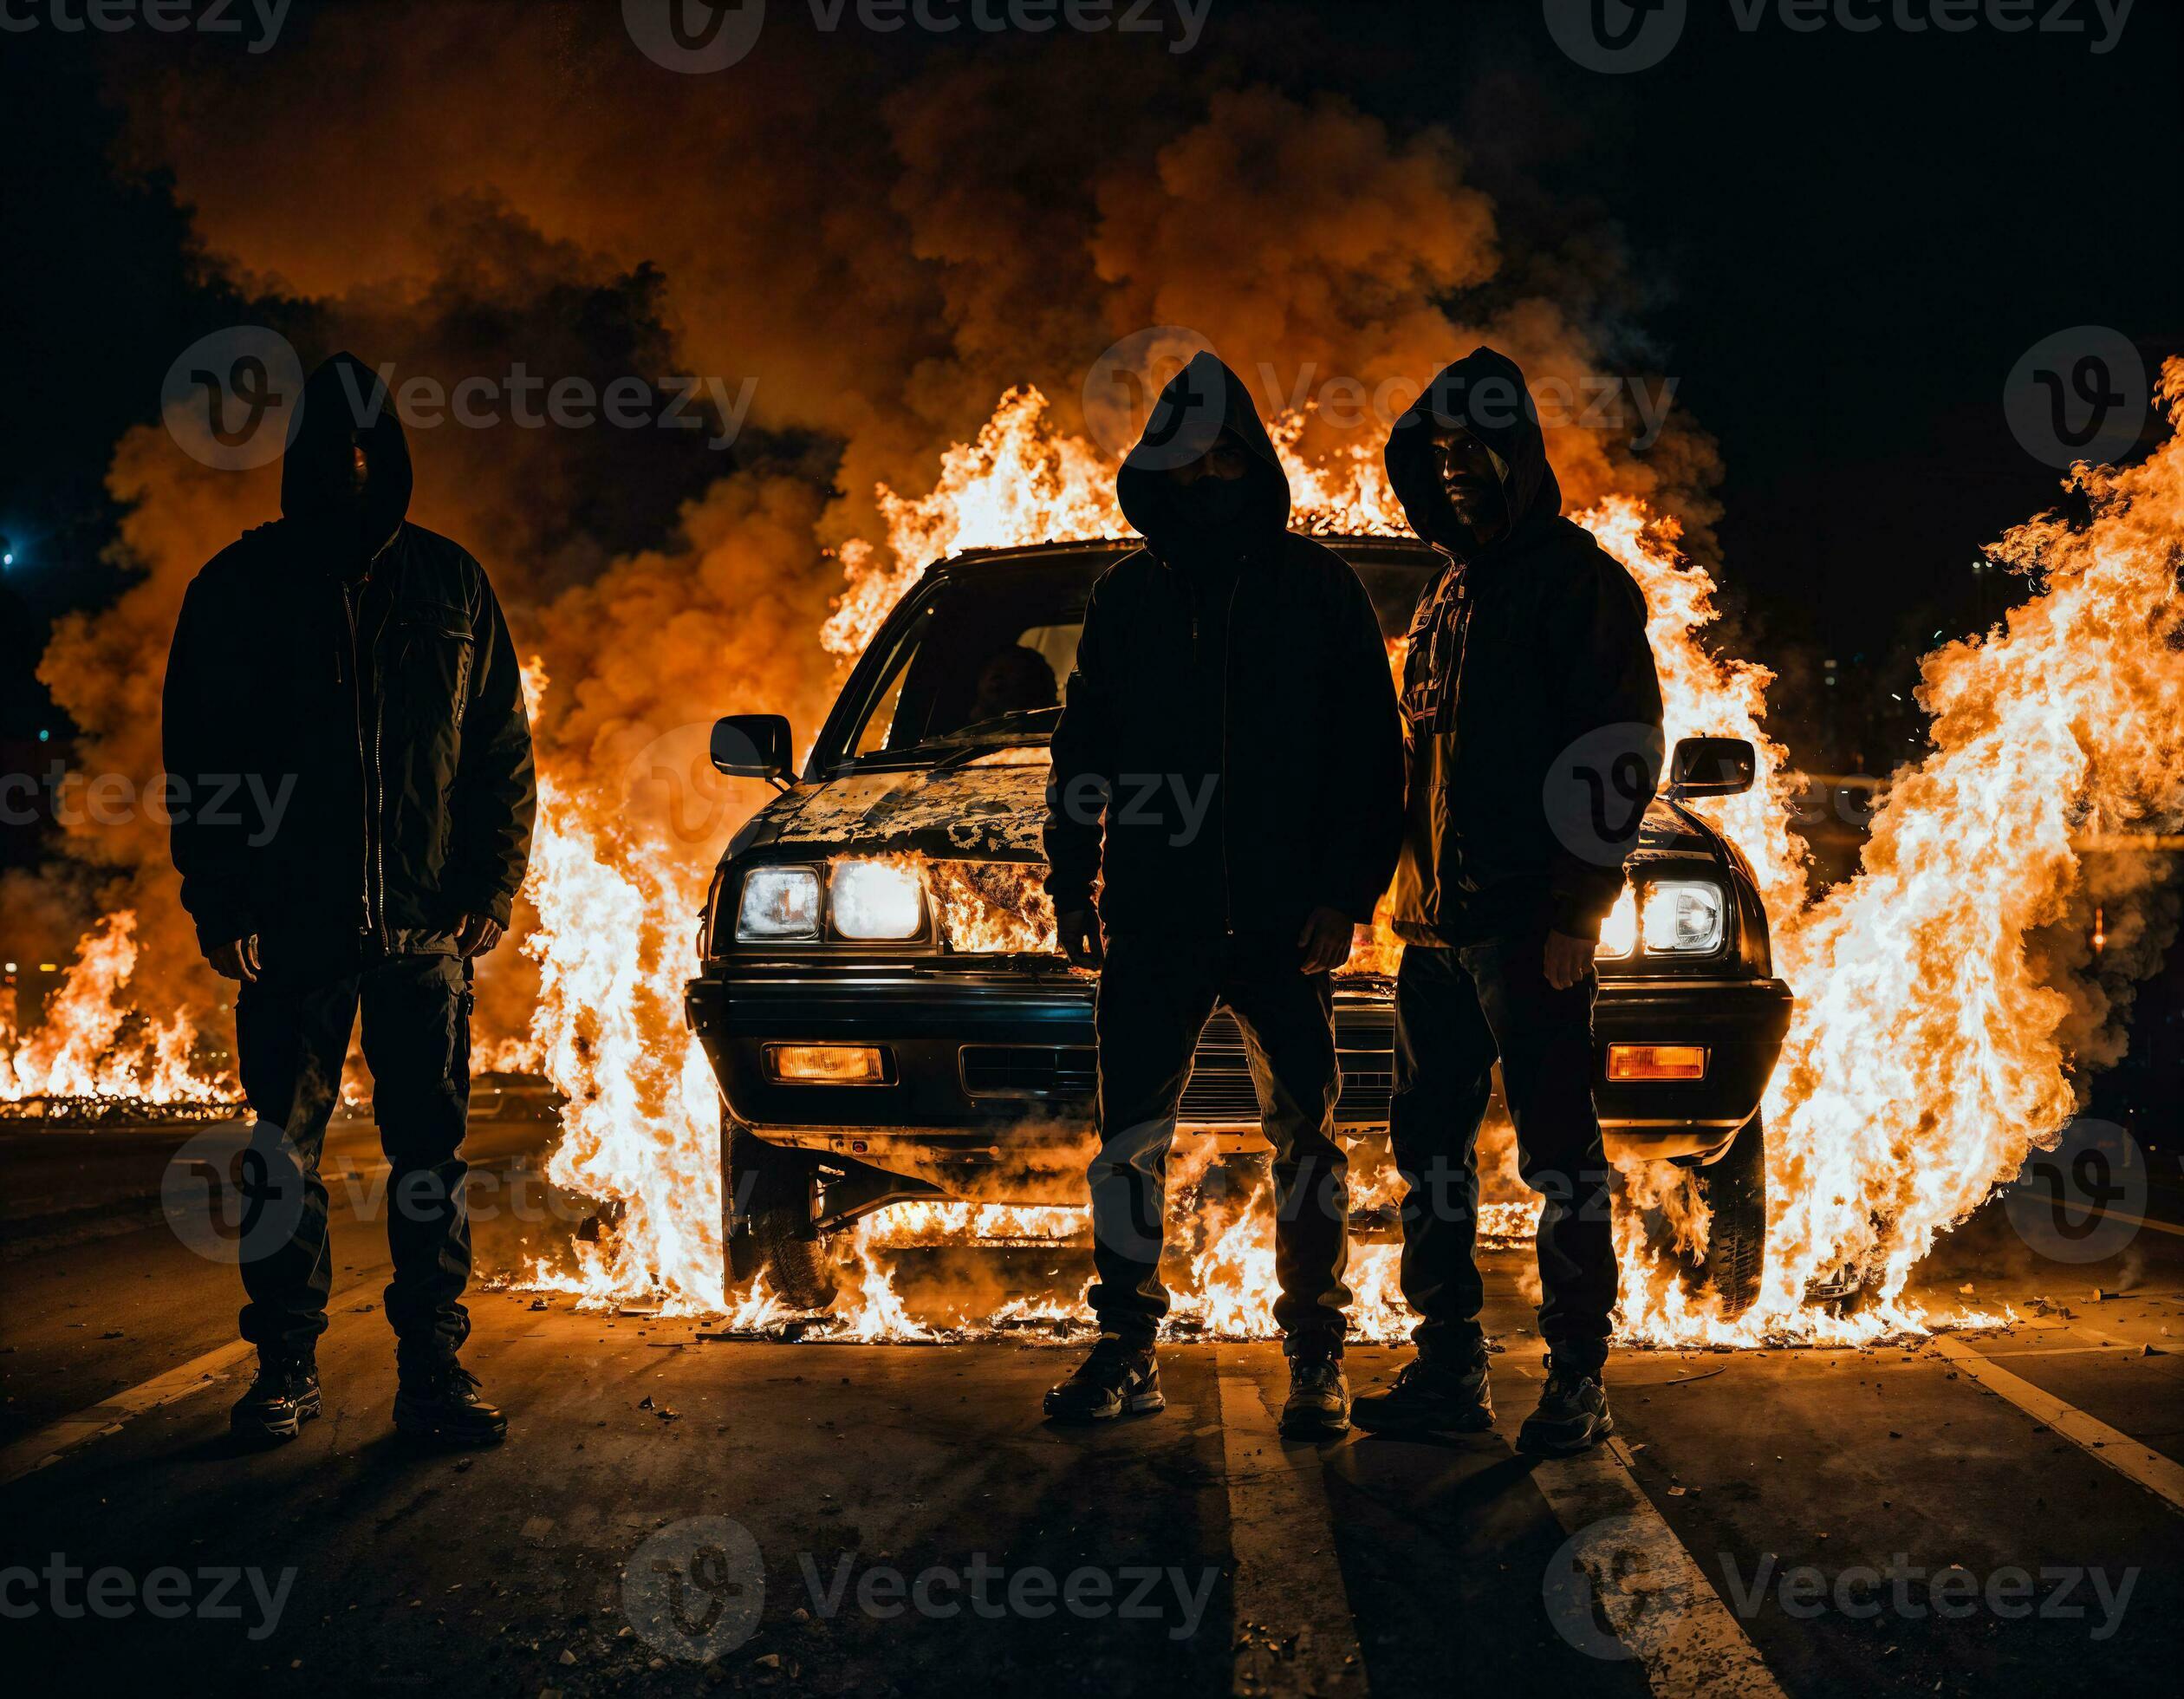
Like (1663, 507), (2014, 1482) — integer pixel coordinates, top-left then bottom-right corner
(1669, 736), (1756, 798)
(711, 714), (796, 791)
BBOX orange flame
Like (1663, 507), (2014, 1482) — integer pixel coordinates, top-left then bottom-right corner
(0, 911), (228, 1105)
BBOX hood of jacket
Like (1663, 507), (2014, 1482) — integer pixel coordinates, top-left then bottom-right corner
(1384, 346), (1562, 557)
(280, 351), (414, 568)
(1115, 351), (1290, 553)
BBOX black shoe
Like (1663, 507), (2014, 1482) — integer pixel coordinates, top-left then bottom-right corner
(230, 1356), (321, 1444)
(1278, 1351), (1350, 1439)
(393, 1359), (508, 1448)
(1351, 1349), (1493, 1435)
(1043, 1337), (1163, 1422)
(1516, 1354), (1613, 1456)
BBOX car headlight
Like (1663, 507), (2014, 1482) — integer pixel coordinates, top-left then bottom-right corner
(736, 866), (820, 941)
(829, 858), (926, 941)
(1642, 879), (1726, 954)
(1596, 885), (1638, 960)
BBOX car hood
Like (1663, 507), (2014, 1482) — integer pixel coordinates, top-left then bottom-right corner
(744, 756), (1051, 860)
(734, 754), (1715, 866)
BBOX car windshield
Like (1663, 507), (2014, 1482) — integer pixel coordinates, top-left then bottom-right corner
(826, 543), (1435, 770)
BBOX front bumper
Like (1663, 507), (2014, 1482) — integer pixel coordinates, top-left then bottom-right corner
(686, 958), (1792, 1173)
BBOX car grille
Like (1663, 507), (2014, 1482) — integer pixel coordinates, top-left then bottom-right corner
(959, 1006), (1395, 1122)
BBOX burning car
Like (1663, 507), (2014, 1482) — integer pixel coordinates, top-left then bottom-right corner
(686, 537), (1794, 1316)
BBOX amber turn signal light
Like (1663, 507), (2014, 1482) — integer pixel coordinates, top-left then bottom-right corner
(766, 1044), (890, 1084)
(1607, 1044), (1706, 1082)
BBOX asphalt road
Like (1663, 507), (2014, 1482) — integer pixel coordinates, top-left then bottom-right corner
(3, 1116), (2181, 1697)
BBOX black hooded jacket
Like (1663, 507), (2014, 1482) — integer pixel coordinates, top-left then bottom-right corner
(163, 353), (536, 970)
(1383, 348), (1663, 944)
(1043, 353), (1404, 942)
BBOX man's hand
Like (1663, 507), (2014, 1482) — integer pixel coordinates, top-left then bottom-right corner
(1544, 929), (1596, 991)
(1297, 906), (1354, 974)
(455, 914), (505, 960)
(206, 934), (261, 983)
(1056, 908), (1104, 971)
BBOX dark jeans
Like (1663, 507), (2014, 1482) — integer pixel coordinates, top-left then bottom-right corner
(1088, 932), (1349, 1353)
(1389, 935), (1616, 1373)
(233, 952), (476, 1369)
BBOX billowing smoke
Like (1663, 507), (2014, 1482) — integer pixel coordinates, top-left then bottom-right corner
(23, 0), (1717, 1074)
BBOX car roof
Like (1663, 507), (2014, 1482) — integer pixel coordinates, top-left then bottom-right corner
(925, 533), (1439, 578)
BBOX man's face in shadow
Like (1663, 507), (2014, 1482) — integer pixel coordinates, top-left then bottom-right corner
(1170, 430), (1251, 488)
(1428, 424), (1510, 555)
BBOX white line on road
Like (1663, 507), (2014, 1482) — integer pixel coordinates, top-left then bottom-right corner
(1498, 1397), (1785, 1697)
(1214, 1347), (1368, 1697)
(1930, 1333), (2184, 1515)
(0, 1337), (256, 1485)
(0, 1278), (371, 1487)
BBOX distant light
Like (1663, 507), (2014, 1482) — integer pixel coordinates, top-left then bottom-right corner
(2, 961), (14, 974)
(37, 730), (49, 743)
(37, 963), (58, 973)
(2, 551), (12, 566)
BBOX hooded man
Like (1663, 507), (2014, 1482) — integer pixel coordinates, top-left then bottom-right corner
(1351, 348), (1662, 1456)
(1039, 351), (1404, 1437)
(164, 353), (536, 1448)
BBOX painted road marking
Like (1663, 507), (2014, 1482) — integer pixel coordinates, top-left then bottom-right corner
(1214, 1347), (1368, 1697)
(1499, 1397), (1785, 1697)
(0, 1278), (370, 1487)
(1929, 1333), (2184, 1515)
(0, 1337), (257, 1485)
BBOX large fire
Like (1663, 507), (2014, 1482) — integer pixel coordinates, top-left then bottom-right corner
(11, 368), (2181, 1356)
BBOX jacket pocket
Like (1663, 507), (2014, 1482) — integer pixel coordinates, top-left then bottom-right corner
(394, 603), (476, 715)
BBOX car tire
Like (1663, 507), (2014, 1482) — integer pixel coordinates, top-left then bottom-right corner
(1693, 1111), (1765, 1317)
(726, 1128), (840, 1312)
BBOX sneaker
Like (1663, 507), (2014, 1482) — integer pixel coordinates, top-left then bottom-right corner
(1043, 1337), (1163, 1422)
(393, 1359), (508, 1448)
(230, 1356), (321, 1444)
(1351, 1349), (1493, 1435)
(1278, 1351), (1350, 1439)
(1515, 1354), (1613, 1456)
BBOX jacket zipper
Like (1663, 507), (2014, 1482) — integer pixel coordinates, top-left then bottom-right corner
(342, 576), (390, 954)
(1216, 571), (1239, 935)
